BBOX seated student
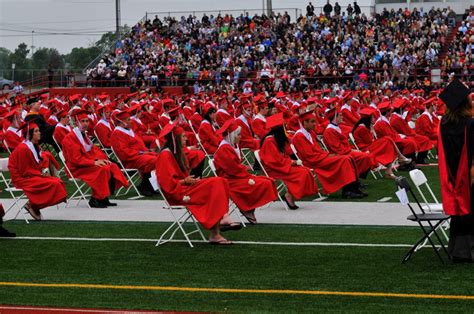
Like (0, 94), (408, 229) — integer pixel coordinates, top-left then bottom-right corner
(252, 101), (270, 140)
(415, 98), (438, 148)
(8, 121), (67, 220)
(214, 119), (278, 224)
(292, 110), (365, 199)
(352, 108), (412, 178)
(111, 110), (158, 196)
(198, 105), (222, 155)
(390, 99), (432, 164)
(3, 110), (22, 152)
(235, 101), (260, 150)
(373, 101), (418, 169)
(129, 103), (159, 149)
(259, 113), (318, 209)
(61, 110), (128, 208)
(94, 104), (114, 148)
(155, 122), (238, 245)
(323, 107), (378, 179)
(52, 110), (71, 147)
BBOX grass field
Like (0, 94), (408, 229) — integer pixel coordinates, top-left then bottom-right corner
(1, 222), (472, 312)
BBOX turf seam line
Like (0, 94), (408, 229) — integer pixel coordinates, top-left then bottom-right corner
(5, 236), (414, 247)
(0, 282), (473, 301)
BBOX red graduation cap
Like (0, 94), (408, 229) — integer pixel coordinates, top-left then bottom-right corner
(73, 109), (89, 121)
(377, 101), (391, 112)
(359, 107), (375, 118)
(266, 112), (284, 129)
(19, 121), (39, 139)
(217, 118), (240, 136)
(112, 110), (130, 124)
(298, 110), (315, 122)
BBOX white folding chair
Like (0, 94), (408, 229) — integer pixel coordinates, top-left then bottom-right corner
(110, 146), (143, 199)
(409, 169), (443, 212)
(254, 150), (289, 211)
(409, 169), (449, 247)
(150, 170), (206, 248)
(3, 140), (12, 155)
(289, 143), (326, 201)
(0, 158), (29, 223)
(58, 152), (92, 208)
(94, 129), (114, 158)
(207, 157), (246, 227)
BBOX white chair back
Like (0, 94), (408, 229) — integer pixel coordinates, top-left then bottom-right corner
(0, 158), (9, 171)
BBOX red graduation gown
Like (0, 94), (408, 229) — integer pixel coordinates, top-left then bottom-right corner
(8, 142), (67, 210)
(4, 127), (22, 152)
(292, 129), (357, 194)
(198, 120), (221, 154)
(216, 109), (232, 127)
(156, 149), (229, 229)
(415, 112), (438, 147)
(130, 117), (158, 148)
(341, 106), (360, 127)
(214, 141), (278, 211)
(374, 118), (417, 155)
(53, 124), (71, 147)
(111, 128), (157, 173)
(94, 120), (113, 148)
(353, 124), (398, 165)
(260, 136), (318, 199)
(62, 130), (128, 199)
(438, 127), (470, 216)
(390, 114), (432, 152)
(323, 125), (377, 175)
(252, 115), (268, 139)
(235, 116), (259, 150)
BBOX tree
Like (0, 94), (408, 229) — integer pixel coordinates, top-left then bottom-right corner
(64, 46), (102, 71)
(32, 48), (65, 71)
(0, 47), (12, 79)
(9, 43), (31, 82)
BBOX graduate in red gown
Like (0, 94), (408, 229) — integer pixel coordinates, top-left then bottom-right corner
(323, 108), (378, 178)
(156, 122), (237, 245)
(292, 111), (365, 198)
(352, 108), (412, 178)
(52, 110), (71, 147)
(214, 119), (278, 224)
(111, 111), (158, 196)
(373, 102), (418, 166)
(390, 99), (432, 164)
(437, 79), (474, 262)
(215, 100), (233, 127)
(198, 105), (222, 155)
(252, 102), (270, 140)
(94, 105), (114, 148)
(3, 110), (22, 152)
(235, 101), (259, 150)
(129, 103), (159, 149)
(259, 113), (318, 209)
(415, 99), (438, 148)
(62, 110), (128, 208)
(8, 121), (67, 220)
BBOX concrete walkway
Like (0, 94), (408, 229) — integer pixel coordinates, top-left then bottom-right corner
(1, 198), (416, 226)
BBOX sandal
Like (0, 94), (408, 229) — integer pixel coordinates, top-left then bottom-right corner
(24, 203), (41, 221)
(241, 210), (257, 225)
(209, 238), (233, 245)
(220, 223), (243, 232)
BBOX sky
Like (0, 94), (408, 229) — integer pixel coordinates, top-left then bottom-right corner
(0, 0), (372, 55)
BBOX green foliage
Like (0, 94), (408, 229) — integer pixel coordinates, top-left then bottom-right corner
(63, 46), (102, 70)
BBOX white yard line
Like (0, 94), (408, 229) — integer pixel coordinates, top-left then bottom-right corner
(5, 236), (413, 247)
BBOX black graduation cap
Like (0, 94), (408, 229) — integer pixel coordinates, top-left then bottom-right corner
(439, 79), (470, 111)
(26, 96), (39, 105)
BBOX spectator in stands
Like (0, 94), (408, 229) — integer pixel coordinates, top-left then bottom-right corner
(306, 2), (315, 17)
(323, 0), (333, 17)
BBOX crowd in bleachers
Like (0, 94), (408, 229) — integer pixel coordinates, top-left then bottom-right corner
(86, 6), (472, 92)
(441, 8), (474, 81)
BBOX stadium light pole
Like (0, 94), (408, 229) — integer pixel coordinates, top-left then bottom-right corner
(266, 0), (272, 16)
(116, 0), (121, 40)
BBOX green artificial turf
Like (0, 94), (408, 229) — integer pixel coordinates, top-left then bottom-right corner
(0, 222), (472, 312)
